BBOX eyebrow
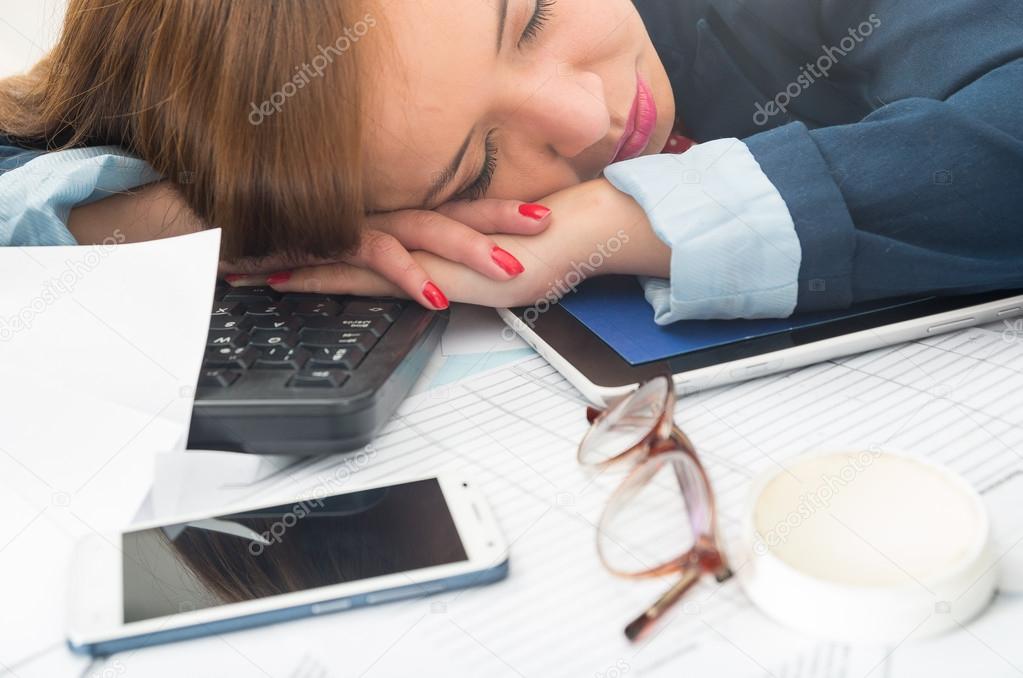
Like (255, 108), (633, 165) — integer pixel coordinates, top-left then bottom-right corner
(496, 0), (510, 52)
(422, 1), (509, 207)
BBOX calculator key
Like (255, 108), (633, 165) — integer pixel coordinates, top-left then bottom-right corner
(307, 346), (366, 370)
(244, 302), (287, 317)
(339, 331), (377, 351)
(303, 316), (390, 337)
(249, 328), (299, 348)
(248, 317), (301, 332)
(209, 315), (252, 331)
(344, 301), (402, 321)
(300, 328), (376, 351)
(211, 302), (243, 317)
(198, 369), (241, 388)
(292, 300), (344, 317)
(204, 346), (259, 369)
(290, 368), (350, 388)
(207, 330), (250, 348)
(223, 287), (279, 303)
(299, 330), (365, 348)
(254, 346), (310, 370)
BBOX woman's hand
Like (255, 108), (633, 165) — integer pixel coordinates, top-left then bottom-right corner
(267, 178), (671, 309)
(224, 199), (553, 309)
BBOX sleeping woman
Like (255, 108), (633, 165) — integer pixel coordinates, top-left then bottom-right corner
(1, 0), (1021, 322)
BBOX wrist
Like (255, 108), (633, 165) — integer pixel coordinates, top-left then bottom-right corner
(558, 178), (670, 279)
(68, 181), (202, 246)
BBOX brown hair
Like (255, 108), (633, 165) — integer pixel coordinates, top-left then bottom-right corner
(0, 0), (372, 261)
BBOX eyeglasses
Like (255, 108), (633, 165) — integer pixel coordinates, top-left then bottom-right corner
(579, 375), (732, 641)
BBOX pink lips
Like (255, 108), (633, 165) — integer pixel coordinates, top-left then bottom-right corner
(610, 74), (658, 164)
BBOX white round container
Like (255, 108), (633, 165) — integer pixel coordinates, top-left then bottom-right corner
(738, 449), (997, 643)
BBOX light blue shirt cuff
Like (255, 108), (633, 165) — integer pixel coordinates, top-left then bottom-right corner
(0, 145), (161, 246)
(604, 139), (802, 323)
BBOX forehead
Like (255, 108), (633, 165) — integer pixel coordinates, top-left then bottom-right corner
(360, 0), (499, 211)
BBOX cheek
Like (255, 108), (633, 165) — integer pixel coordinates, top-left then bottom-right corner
(648, 47), (677, 142)
(490, 156), (585, 202)
(565, 0), (647, 54)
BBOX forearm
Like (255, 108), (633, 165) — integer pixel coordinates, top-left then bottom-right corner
(68, 181), (202, 245)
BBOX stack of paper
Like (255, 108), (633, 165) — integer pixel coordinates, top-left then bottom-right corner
(0, 231), (220, 673)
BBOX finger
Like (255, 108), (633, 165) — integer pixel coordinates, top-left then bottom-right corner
(262, 261), (405, 299)
(435, 199), (551, 236)
(220, 252), (338, 286)
(293, 230), (448, 309)
(367, 210), (525, 280)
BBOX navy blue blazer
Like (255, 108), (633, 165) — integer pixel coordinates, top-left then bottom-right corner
(634, 0), (1023, 312)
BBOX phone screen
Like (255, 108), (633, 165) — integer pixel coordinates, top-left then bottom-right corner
(121, 479), (467, 623)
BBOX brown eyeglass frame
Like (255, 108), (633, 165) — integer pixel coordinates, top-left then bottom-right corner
(581, 375), (732, 641)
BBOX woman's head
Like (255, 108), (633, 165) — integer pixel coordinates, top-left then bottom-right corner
(359, 0), (676, 212)
(0, 0), (673, 259)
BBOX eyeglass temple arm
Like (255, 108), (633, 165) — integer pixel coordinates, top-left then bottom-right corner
(623, 565), (701, 642)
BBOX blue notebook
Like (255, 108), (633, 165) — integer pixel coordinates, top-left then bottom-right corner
(558, 277), (920, 365)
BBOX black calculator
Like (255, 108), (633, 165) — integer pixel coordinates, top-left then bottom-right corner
(187, 282), (447, 454)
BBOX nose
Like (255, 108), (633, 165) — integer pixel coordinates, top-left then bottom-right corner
(510, 66), (610, 159)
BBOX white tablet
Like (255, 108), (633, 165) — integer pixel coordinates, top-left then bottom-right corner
(499, 277), (1023, 405)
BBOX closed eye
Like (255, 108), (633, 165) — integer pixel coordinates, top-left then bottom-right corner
(455, 131), (498, 201)
(456, 0), (556, 202)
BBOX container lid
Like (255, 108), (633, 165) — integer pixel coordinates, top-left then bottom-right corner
(738, 449), (998, 643)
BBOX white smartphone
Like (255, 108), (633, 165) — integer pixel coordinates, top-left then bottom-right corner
(67, 475), (508, 656)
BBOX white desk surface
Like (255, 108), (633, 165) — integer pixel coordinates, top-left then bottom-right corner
(7, 307), (1021, 678)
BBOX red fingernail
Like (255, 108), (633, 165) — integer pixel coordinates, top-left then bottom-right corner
(266, 271), (292, 286)
(422, 281), (449, 310)
(491, 246), (524, 276)
(518, 203), (551, 221)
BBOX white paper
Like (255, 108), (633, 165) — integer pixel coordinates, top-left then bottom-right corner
(440, 303), (527, 356)
(146, 450), (306, 520)
(0, 231), (220, 667)
(97, 326), (1023, 678)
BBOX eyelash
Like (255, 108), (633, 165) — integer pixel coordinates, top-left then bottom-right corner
(461, 1), (555, 201)
(461, 132), (499, 201)
(519, 0), (556, 46)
